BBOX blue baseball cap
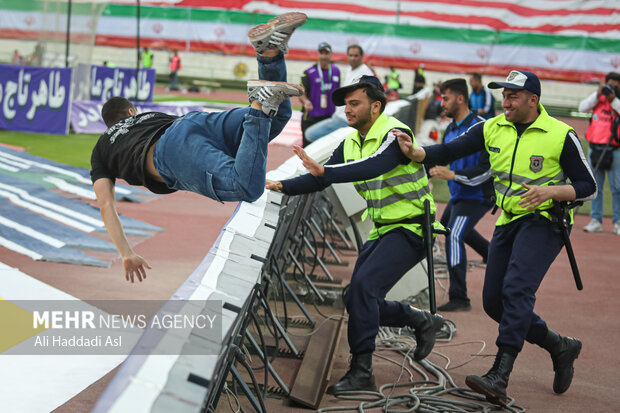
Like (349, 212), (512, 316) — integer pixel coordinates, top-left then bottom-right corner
(331, 75), (385, 106)
(488, 70), (541, 96)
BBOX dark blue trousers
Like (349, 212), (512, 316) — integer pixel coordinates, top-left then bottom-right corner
(440, 199), (491, 304)
(483, 215), (565, 350)
(346, 227), (426, 354)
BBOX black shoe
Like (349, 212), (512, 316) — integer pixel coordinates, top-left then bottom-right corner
(407, 307), (444, 360)
(438, 300), (471, 312)
(541, 329), (582, 394)
(326, 352), (377, 395)
(465, 348), (517, 406)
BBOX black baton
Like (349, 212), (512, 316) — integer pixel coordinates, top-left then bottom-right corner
(559, 227), (583, 290)
(423, 200), (450, 314)
(552, 201), (583, 291)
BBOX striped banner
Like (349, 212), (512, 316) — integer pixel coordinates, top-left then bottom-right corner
(0, 1), (618, 81)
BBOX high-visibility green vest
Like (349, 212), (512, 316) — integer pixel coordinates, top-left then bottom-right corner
(484, 103), (574, 225)
(342, 113), (436, 239)
(142, 51), (153, 68)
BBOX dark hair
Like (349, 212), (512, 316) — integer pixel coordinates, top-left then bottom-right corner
(101, 96), (136, 127)
(346, 83), (386, 113)
(606, 72), (620, 83)
(470, 72), (482, 81)
(440, 78), (469, 104)
(347, 44), (364, 56)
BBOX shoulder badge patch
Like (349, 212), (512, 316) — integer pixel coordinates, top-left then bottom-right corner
(530, 155), (544, 173)
(488, 146), (500, 153)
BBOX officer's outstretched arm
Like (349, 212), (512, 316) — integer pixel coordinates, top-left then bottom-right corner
(393, 129), (426, 162)
(93, 178), (151, 283)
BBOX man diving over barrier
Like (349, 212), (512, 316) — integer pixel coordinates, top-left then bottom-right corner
(90, 12), (307, 283)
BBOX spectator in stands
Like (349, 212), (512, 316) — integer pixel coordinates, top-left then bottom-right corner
(266, 75), (443, 395)
(90, 12), (306, 283)
(168, 49), (182, 91)
(299, 42), (341, 146)
(103, 61), (116, 68)
(413, 64), (426, 95)
(580, 71), (620, 235)
(303, 44), (374, 143)
(11, 50), (23, 65)
(469, 72), (496, 119)
(396, 69), (596, 405)
(142, 47), (154, 69)
(386, 65), (401, 92)
(29, 41), (45, 66)
(431, 78), (493, 312)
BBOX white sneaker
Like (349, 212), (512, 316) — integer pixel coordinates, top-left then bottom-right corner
(614, 222), (620, 236)
(248, 12), (308, 54)
(583, 219), (602, 233)
(248, 80), (303, 117)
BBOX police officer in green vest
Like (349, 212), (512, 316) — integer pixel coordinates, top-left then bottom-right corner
(142, 47), (154, 69)
(266, 75), (443, 394)
(395, 70), (597, 405)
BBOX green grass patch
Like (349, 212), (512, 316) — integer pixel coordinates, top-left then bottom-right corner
(0, 130), (99, 169)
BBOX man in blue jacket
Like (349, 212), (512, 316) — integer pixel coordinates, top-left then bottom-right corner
(432, 78), (494, 311)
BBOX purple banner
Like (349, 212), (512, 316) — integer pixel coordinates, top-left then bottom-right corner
(71, 100), (205, 134)
(0, 64), (72, 135)
(88, 65), (155, 102)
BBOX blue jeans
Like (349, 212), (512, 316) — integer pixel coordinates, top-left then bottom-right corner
(304, 114), (348, 142)
(589, 146), (620, 224)
(153, 53), (291, 203)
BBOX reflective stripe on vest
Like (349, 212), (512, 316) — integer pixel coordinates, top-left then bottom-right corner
(342, 113), (435, 238)
(484, 103), (573, 225)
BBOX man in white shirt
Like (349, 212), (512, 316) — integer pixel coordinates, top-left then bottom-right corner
(304, 44), (374, 142)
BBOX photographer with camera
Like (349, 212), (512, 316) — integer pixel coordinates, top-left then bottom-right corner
(579, 72), (620, 235)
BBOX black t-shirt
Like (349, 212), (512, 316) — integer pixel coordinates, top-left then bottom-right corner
(90, 112), (178, 194)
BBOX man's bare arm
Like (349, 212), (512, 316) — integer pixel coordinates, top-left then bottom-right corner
(93, 178), (151, 283)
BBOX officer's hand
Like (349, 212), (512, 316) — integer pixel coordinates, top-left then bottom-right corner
(392, 129), (426, 162)
(429, 166), (455, 181)
(292, 145), (325, 176)
(303, 100), (313, 112)
(122, 254), (151, 283)
(265, 179), (283, 191)
(519, 183), (554, 210)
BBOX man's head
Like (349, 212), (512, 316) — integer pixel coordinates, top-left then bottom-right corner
(489, 70), (541, 123)
(347, 44), (364, 70)
(318, 42), (332, 69)
(469, 72), (483, 92)
(101, 97), (136, 128)
(440, 78), (469, 119)
(331, 75), (386, 133)
(605, 72), (620, 89)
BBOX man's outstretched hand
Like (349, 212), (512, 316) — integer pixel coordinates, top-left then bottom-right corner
(122, 254), (151, 283)
(391, 129), (426, 163)
(293, 145), (325, 176)
(265, 179), (283, 191)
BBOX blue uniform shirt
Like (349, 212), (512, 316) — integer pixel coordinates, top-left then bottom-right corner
(444, 112), (493, 203)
